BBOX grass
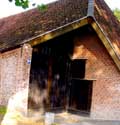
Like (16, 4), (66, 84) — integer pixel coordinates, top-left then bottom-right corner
(0, 106), (6, 115)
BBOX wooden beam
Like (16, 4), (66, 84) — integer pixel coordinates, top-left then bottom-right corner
(28, 17), (88, 47)
(91, 20), (120, 71)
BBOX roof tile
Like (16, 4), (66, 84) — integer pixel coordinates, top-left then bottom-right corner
(0, 0), (88, 51)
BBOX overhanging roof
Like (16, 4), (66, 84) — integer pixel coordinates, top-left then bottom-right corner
(0, 0), (120, 70)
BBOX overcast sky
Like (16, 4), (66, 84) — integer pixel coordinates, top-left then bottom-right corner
(0, 0), (120, 19)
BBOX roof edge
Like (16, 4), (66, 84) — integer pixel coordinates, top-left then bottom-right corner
(1, 13), (119, 71)
(0, 17), (89, 53)
(87, 16), (120, 71)
(28, 16), (89, 46)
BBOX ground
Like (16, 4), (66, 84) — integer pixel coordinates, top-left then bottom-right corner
(0, 111), (120, 125)
(0, 115), (4, 124)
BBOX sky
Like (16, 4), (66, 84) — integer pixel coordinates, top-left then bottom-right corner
(0, 0), (120, 19)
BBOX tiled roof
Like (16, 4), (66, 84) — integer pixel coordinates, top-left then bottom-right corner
(0, 0), (119, 59)
(94, 0), (120, 57)
(0, 0), (88, 51)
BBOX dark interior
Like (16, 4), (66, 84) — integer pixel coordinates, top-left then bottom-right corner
(29, 30), (73, 110)
(29, 25), (93, 114)
(71, 59), (86, 78)
(69, 79), (93, 113)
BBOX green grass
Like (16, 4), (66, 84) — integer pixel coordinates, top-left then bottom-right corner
(0, 106), (6, 115)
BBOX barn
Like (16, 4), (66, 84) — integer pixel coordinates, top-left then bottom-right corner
(0, 0), (120, 120)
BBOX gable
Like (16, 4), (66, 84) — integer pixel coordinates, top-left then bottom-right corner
(0, 0), (119, 70)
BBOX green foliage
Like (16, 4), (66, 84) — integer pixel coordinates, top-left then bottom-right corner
(0, 106), (7, 115)
(8, 0), (47, 11)
(15, 0), (29, 9)
(113, 8), (120, 21)
(37, 4), (48, 11)
(9, 0), (29, 9)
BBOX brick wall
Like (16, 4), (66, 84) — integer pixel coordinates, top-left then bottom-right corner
(0, 27), (119, 120)
(72, 30), (120, 120)
(0, 44), (32, 108)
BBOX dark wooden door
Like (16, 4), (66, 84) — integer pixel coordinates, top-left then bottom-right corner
(69, 79), (93, 112)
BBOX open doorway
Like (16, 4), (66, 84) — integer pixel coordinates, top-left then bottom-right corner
(29, 26), (93, 115)
(69, 79), (93, 114)
(29, 32), (73, 111)
(29, 46), (93, 114)
(68, 59), (93, 115)
(29, 47), (69, 110)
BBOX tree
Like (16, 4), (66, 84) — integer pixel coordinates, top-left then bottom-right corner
(113, 8), (120, 21)
(8, 0), (47, 10)
(8, 0), (29, 9)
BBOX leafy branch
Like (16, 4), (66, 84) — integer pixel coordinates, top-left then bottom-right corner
(113, 8), (120, 21)
(8, 0), (47, 11)
(9, 0), (29, 9)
